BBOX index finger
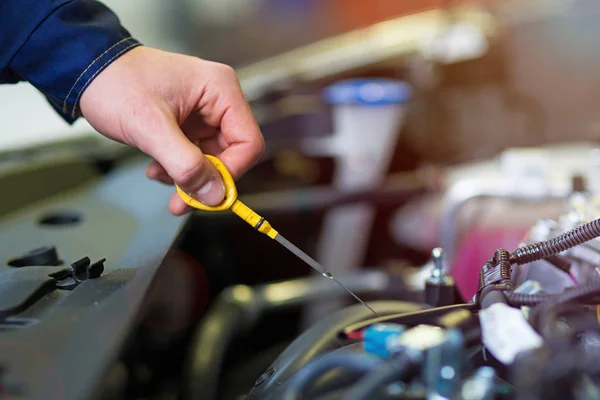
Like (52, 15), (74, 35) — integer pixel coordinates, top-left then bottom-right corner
(201, 65), (265, 179)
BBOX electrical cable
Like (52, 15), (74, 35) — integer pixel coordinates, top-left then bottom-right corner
(282, 352), (380, 400)
(532, 298), (600, 334)
(511, 217), (600, 265)
(342, 303), (477, 337)
(476, 219), (600, 308)
(502, 273), (600, 339)
(281, 217), (600, 399)
(506, 278), (600, 308)
(342, 350), (421, 400)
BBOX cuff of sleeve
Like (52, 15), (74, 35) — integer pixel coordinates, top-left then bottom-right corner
(62, 38), (141, 122)
(7, 0), (142, 123)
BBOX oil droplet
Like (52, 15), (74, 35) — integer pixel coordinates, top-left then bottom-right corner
(322, 272), (334, 279)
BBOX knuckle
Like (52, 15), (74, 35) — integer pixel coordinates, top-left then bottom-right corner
(255, 136), (266, 159)
(174, 159), (206, 189)
(216, 63), (237, 81)
(248, 138), (266, 169)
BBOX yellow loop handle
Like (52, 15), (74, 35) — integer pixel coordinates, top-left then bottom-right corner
(175, 155), (238, 212)
(175, 155), (279, 239)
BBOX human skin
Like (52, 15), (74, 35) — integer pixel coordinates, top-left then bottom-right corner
(79, 46), (265, 215)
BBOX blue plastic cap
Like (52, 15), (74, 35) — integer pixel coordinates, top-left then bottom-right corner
(323, 78), (412, 106)
(363, 323), (406, 359)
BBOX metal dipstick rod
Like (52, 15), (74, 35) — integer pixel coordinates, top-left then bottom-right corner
(176, 155), (380, 318)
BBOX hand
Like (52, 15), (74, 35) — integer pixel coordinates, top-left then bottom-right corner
(79, 46), (265, 215)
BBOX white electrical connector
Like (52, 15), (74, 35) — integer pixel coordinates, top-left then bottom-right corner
(479, 303), (543, 364)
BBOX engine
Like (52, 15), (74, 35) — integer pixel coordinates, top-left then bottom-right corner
(243, 191), (600, 400)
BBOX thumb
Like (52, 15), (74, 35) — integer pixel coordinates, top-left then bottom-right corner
(140, 113), (226, 206)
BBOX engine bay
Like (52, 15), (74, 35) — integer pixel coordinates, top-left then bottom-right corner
(4, 140), (600, 400)
(243, 185), (600, 400)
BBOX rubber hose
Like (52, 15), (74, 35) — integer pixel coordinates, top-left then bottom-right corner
(511, 218), (600, 265)
(343, 352), (418, 400)
(246, 301), (425, 400)
(283, 353), (380, 400)
(506, 280), (600, 307)
(531, 299), (600, 332)
(505, 292), (555, 307)
(480, 289), (510, 309)
(184, 301), (247, 400)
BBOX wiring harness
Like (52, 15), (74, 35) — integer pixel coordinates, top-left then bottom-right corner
(476, 217), (600, 311)
(279, 217), (600, 400)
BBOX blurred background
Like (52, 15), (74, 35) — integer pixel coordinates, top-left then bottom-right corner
(4, 1), (600, 398)
(3, 0), (600, 156)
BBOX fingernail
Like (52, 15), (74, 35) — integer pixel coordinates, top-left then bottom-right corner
(195, 178), (225, 206)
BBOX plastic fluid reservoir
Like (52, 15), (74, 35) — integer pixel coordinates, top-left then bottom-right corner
(322, 78), (413, 190)
(301, 78), (412, 328)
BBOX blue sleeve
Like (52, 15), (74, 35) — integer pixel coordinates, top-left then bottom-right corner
(0, 0), (142, 123)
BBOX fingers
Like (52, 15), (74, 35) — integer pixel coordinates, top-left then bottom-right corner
(199, 63), (265, 180)
(169, 191), (192, 215)
(139, 110), (225, 206)
(146, 161), (199, 215)
(146, 160), (174, 185)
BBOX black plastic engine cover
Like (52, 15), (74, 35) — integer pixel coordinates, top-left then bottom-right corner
(245, 300), (424, 400)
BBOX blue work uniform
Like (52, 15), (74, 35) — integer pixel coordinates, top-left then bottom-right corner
(0, 0), (141, 123)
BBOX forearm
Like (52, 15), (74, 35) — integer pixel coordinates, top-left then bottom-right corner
(0, 0), (140, 122)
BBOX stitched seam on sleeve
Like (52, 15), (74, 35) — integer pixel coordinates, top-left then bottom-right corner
(70, 42), (140, 119)
(62, 36), (133, 113)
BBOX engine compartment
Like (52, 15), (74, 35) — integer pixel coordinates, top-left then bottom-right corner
(5, 142), (600, 400)
(243, 188), (600, 400)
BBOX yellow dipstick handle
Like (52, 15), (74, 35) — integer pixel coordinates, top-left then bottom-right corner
(230, 199), (278, 239)
(175, 155), (278, 239)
